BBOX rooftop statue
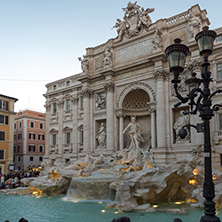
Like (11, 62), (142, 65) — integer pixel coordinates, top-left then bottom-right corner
(113, 1), (154, 40)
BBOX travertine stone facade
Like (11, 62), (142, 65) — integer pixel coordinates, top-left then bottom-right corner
(44, 3), (222, 167)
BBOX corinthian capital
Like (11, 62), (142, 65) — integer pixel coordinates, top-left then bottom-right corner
(44, 102), (51, 112)
(71, 96), (78, 105)
(104, 82), (115, 93)
(154, 70), (168, 81)
(82, 88), (93, 98)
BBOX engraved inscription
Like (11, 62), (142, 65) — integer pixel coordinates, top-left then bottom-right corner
(115, 39), (152, 63)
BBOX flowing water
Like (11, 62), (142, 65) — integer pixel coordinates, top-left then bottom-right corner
(1, 193), (221, 222)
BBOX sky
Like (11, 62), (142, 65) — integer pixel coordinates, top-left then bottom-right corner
(0, 0), (222, 113)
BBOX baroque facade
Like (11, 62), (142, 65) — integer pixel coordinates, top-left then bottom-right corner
(44, 3), (222, 167)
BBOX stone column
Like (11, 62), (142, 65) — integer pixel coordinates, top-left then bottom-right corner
(72, 96), (78, 155)
(57, 98), (64, 155)
(44, 101), (51, 157)
(150, 107), (156, 149)
(83, 88), (92, 152)
(155, 70), (167, 148)
(118, 114), (124, 150)
(104, 82), (115, 151)
(165, 79), (171, 147)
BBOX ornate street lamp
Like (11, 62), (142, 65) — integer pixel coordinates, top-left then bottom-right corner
(165, 27), (222, 222)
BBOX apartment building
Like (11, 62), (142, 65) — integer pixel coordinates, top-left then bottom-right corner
(0, 94), (18, 174)
(14, 110), (46, 170)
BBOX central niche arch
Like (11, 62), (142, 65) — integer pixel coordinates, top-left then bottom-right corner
(121, 88), (151, 149)
(122, 89), (150, 110)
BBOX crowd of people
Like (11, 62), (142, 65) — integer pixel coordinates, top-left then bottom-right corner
(0, 170), (40, 189)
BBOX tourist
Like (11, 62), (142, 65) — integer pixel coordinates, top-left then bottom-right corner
(19, 218), (28, 222)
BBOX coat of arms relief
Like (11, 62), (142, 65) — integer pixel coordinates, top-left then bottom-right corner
(113, 1), (154, 40)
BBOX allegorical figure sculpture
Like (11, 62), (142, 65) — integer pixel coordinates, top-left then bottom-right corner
(78, 56), (89, 73)
(123, 116), (144, 150)
(96, 123), (106, 148)
(174, 111), (190, 142)
(103, 45), (112, 67)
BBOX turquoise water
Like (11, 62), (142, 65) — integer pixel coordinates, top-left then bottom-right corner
(0, 194), (221, 222)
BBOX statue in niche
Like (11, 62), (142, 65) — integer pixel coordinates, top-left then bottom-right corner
(78, 56), (89, 73)
(174, 111), (190, 143)
(188, 16), (201, 40)
(123, 116), (144, 150)
(103, 46), (112, 67)
(95, 93), (106, 109)
(152, 29), (162, 50)
(96, 123), (106, 148)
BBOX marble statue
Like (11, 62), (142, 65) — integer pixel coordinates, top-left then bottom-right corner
(174, 111), (190, 142)
(78, 56), (89, 73)
(188, 16), (201, 40)
(95, 93), (106, 109)
(103, 46), (112, 67)
(123, 116), (144, 150)
(152, 29), (162, 50)
(139, 7), (154, 28)
(96, 123), (106, 148)
(113, 19), (127, 39)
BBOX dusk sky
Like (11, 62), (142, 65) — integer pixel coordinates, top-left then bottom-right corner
(0, 0), (221, 112)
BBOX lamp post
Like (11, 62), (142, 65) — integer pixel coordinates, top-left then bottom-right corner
(165, 27), (222, 222)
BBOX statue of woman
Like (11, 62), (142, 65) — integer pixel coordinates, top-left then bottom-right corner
(123, 116), (144, 150)
(96, 123), (106, 148)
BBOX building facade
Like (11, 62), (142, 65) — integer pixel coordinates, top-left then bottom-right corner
(14, 110), (46, 170)
(44, 4), (222, 168)
(0, 94), (18, 174)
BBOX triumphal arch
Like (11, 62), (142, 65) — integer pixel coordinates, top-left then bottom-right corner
(44, 2), (222, 167)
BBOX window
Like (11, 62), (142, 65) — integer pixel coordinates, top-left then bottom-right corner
(0, 100), (8, 110)
(18, 145), (21, 152)
(29, 133), (36, 140)
(66, 81), (70, 86)
(53, 85), (57, 90)
(53, 103), (57, 114)
(0, 115), (8, 125)
(39, 156), (43, 161)
(66, 99), (71, 111)
(18, 133), (22, 140)
(79, 126), (84, 145)
(217, 64), (222, 79)
(80, 96), (84, 109)
(52, 134), (56, 145)
(39, 145), (44, 152)
(220, 154), (222, 166)
(66, 132), (71, 144)
(0, 150), (4, 159)
(14, 145), (16, 152)
(30, 122), (34, 128)
(40, 123), (43, 129)
(14, 123), (16, 129)
(14, 134), (16, 141)
(38, 134), (44, 141)
(219, 114), (222, 130)
(29, 145), (35, 152)
(0, 131), (5, 141)
(30, 156), (33, 161)
(19, 122), (22, 128)
(65, 159), (70, 163)
(18, 156), (21, 161)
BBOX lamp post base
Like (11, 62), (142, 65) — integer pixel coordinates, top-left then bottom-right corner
(200, 215), (221, 222)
